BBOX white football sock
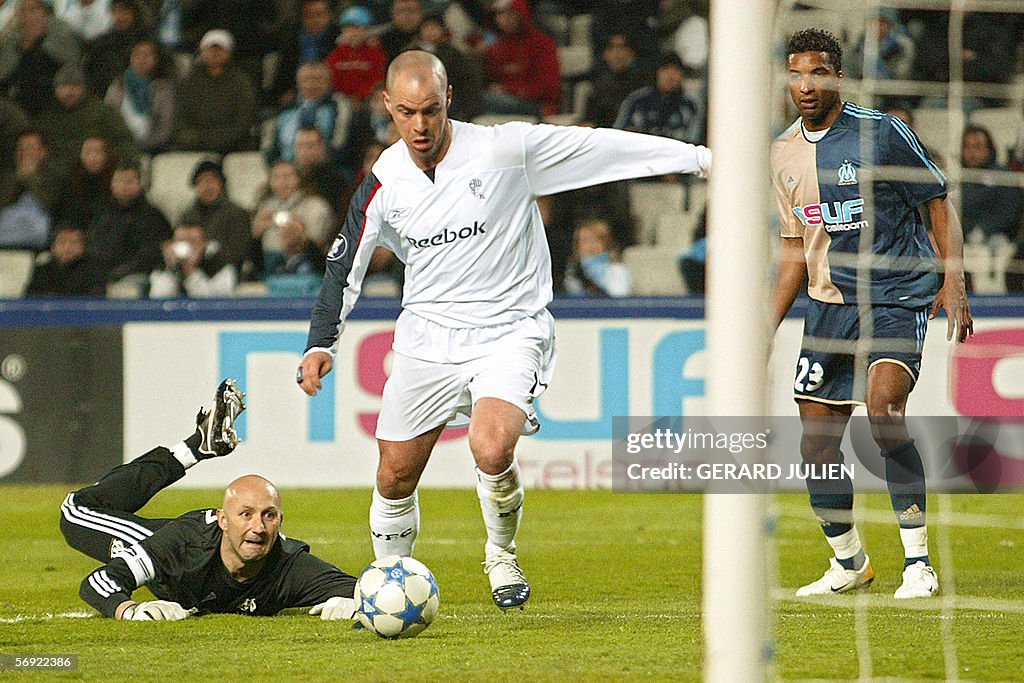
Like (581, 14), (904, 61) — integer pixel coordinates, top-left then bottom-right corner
(170, 441), (197, 470)
(476, 463), (523, 557)
(369, 488), (418, 558)
(899, 525), (929, 559)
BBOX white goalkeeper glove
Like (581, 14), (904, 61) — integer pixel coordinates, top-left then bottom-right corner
(308, 596), (355, 621)
(123, 600), (191, 621)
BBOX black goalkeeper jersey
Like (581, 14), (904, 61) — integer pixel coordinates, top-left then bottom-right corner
(80, 508), (356, 618)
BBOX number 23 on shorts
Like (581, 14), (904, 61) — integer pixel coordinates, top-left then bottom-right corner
(794, 357), (824, 392)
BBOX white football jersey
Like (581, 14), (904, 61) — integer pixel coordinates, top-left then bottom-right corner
(306, 121), (711, 356)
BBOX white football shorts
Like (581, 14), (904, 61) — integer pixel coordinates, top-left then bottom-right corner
(375, 308), (557, 442)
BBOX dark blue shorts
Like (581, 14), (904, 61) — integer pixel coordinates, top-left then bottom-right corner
(794, 300), (928, 405)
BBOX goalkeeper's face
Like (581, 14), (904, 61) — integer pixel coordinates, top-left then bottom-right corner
(218, 476), (282, 567)
(787, 51), (842, 130)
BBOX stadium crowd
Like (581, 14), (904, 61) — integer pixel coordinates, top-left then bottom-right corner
(2, 0), (1023, 298)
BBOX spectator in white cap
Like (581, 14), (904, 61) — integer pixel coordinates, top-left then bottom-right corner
(173, 28), (257, 154)
(179, 1), (278, 99)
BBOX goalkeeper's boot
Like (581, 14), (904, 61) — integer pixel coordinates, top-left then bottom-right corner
(894, 561), (938, 599)
(795, 555), (874, 596)
(188, 379), (246, 459)
(483, 550), (530, 610)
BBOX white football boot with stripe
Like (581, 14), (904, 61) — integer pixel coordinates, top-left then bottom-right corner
(796, 556), (875, 596)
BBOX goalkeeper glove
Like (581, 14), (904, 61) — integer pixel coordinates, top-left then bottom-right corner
(308, 596), (356, 621)
(123, 600), (191, 621)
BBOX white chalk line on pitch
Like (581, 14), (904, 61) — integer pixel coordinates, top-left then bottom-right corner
(775, 504), (1024, 530)
(773, 589), (1024, 615)
(0, 610), (95, 624)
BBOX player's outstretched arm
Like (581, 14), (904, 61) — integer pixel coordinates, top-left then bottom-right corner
(297, 351), (333, 397)
(80, 561), (189, 619)
(772, 236), (808, 332)
(923, 196), (974, 343)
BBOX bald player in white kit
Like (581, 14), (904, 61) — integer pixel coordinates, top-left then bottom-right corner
(298, 50), (711, 610)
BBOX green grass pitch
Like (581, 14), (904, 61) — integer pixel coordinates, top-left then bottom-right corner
(2, 485), (1023, 681)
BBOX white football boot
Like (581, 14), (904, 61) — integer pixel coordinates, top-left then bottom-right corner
(483, 550), (530, 610)
(894, 561), (938, 599)
(796, 556), (875, 596)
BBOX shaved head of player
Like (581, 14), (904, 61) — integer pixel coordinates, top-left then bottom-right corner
(786, 31), (843, 131)
(218, 475), (282, 580)
(384, 50), (452, 170)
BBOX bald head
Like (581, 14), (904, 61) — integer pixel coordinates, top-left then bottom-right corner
(218, 474), (282, 577)
(386, 50), (448, 94)
(222, 474), (281, 511)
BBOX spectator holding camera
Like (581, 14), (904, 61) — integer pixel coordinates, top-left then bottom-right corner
(149, 220), (237, 298)
(252, 159), (333, 258)
(263, 212), (325, 296)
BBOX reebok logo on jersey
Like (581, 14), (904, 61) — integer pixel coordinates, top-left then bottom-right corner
(387, 207), (411, 222)
(407, 221), (486, 248)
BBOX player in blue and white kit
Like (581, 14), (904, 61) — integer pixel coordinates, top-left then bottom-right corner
(771, 30), (973, 599)
(297, 50), (711, 610)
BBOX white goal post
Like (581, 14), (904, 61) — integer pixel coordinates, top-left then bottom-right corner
(703, 0), (773, 680)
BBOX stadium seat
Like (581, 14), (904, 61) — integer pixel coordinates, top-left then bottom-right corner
(571, 80), (592, 120)
(969, 107), (1024, 166)
(654, 211), (703, 252)
(223, 152), (269, 211)
(908, 108), (960, 166)
(544, 14), (570, 46)
(629, 182), (686, 245)
(776, 8), (850, 43)
(0, 250), (36, 297)
(262, 51), (280, 92)
(471, 114), (539, 126)
(234, 281), (269, 297)
(147, 151), (211, 224)
(173, 51), (194, 79)
(569, 14), (592, 48)
(992, 239), (1016, 294)
(963, 241), (1010, 295)
(542, 113), (580, 126)
(558, 45), (592, 80)
(622, 244), (686, 295)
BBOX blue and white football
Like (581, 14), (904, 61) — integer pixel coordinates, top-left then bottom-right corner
(354, 556), (440, 638)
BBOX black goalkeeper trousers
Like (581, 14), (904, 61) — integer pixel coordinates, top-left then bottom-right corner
(59, 447), (186, 563)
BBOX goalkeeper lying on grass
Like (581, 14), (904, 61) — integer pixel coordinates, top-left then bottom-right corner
(61, 380), (358, 621)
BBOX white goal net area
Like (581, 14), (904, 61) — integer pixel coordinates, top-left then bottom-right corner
(702, 1), (1024, 681)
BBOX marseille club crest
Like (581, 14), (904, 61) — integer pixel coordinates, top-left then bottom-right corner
(837, 160), (857, 186)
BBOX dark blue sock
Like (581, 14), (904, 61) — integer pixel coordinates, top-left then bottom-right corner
(883, 440), (927, 528)
(905, 554), (930, 568)
(806, 456), (859, 568)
